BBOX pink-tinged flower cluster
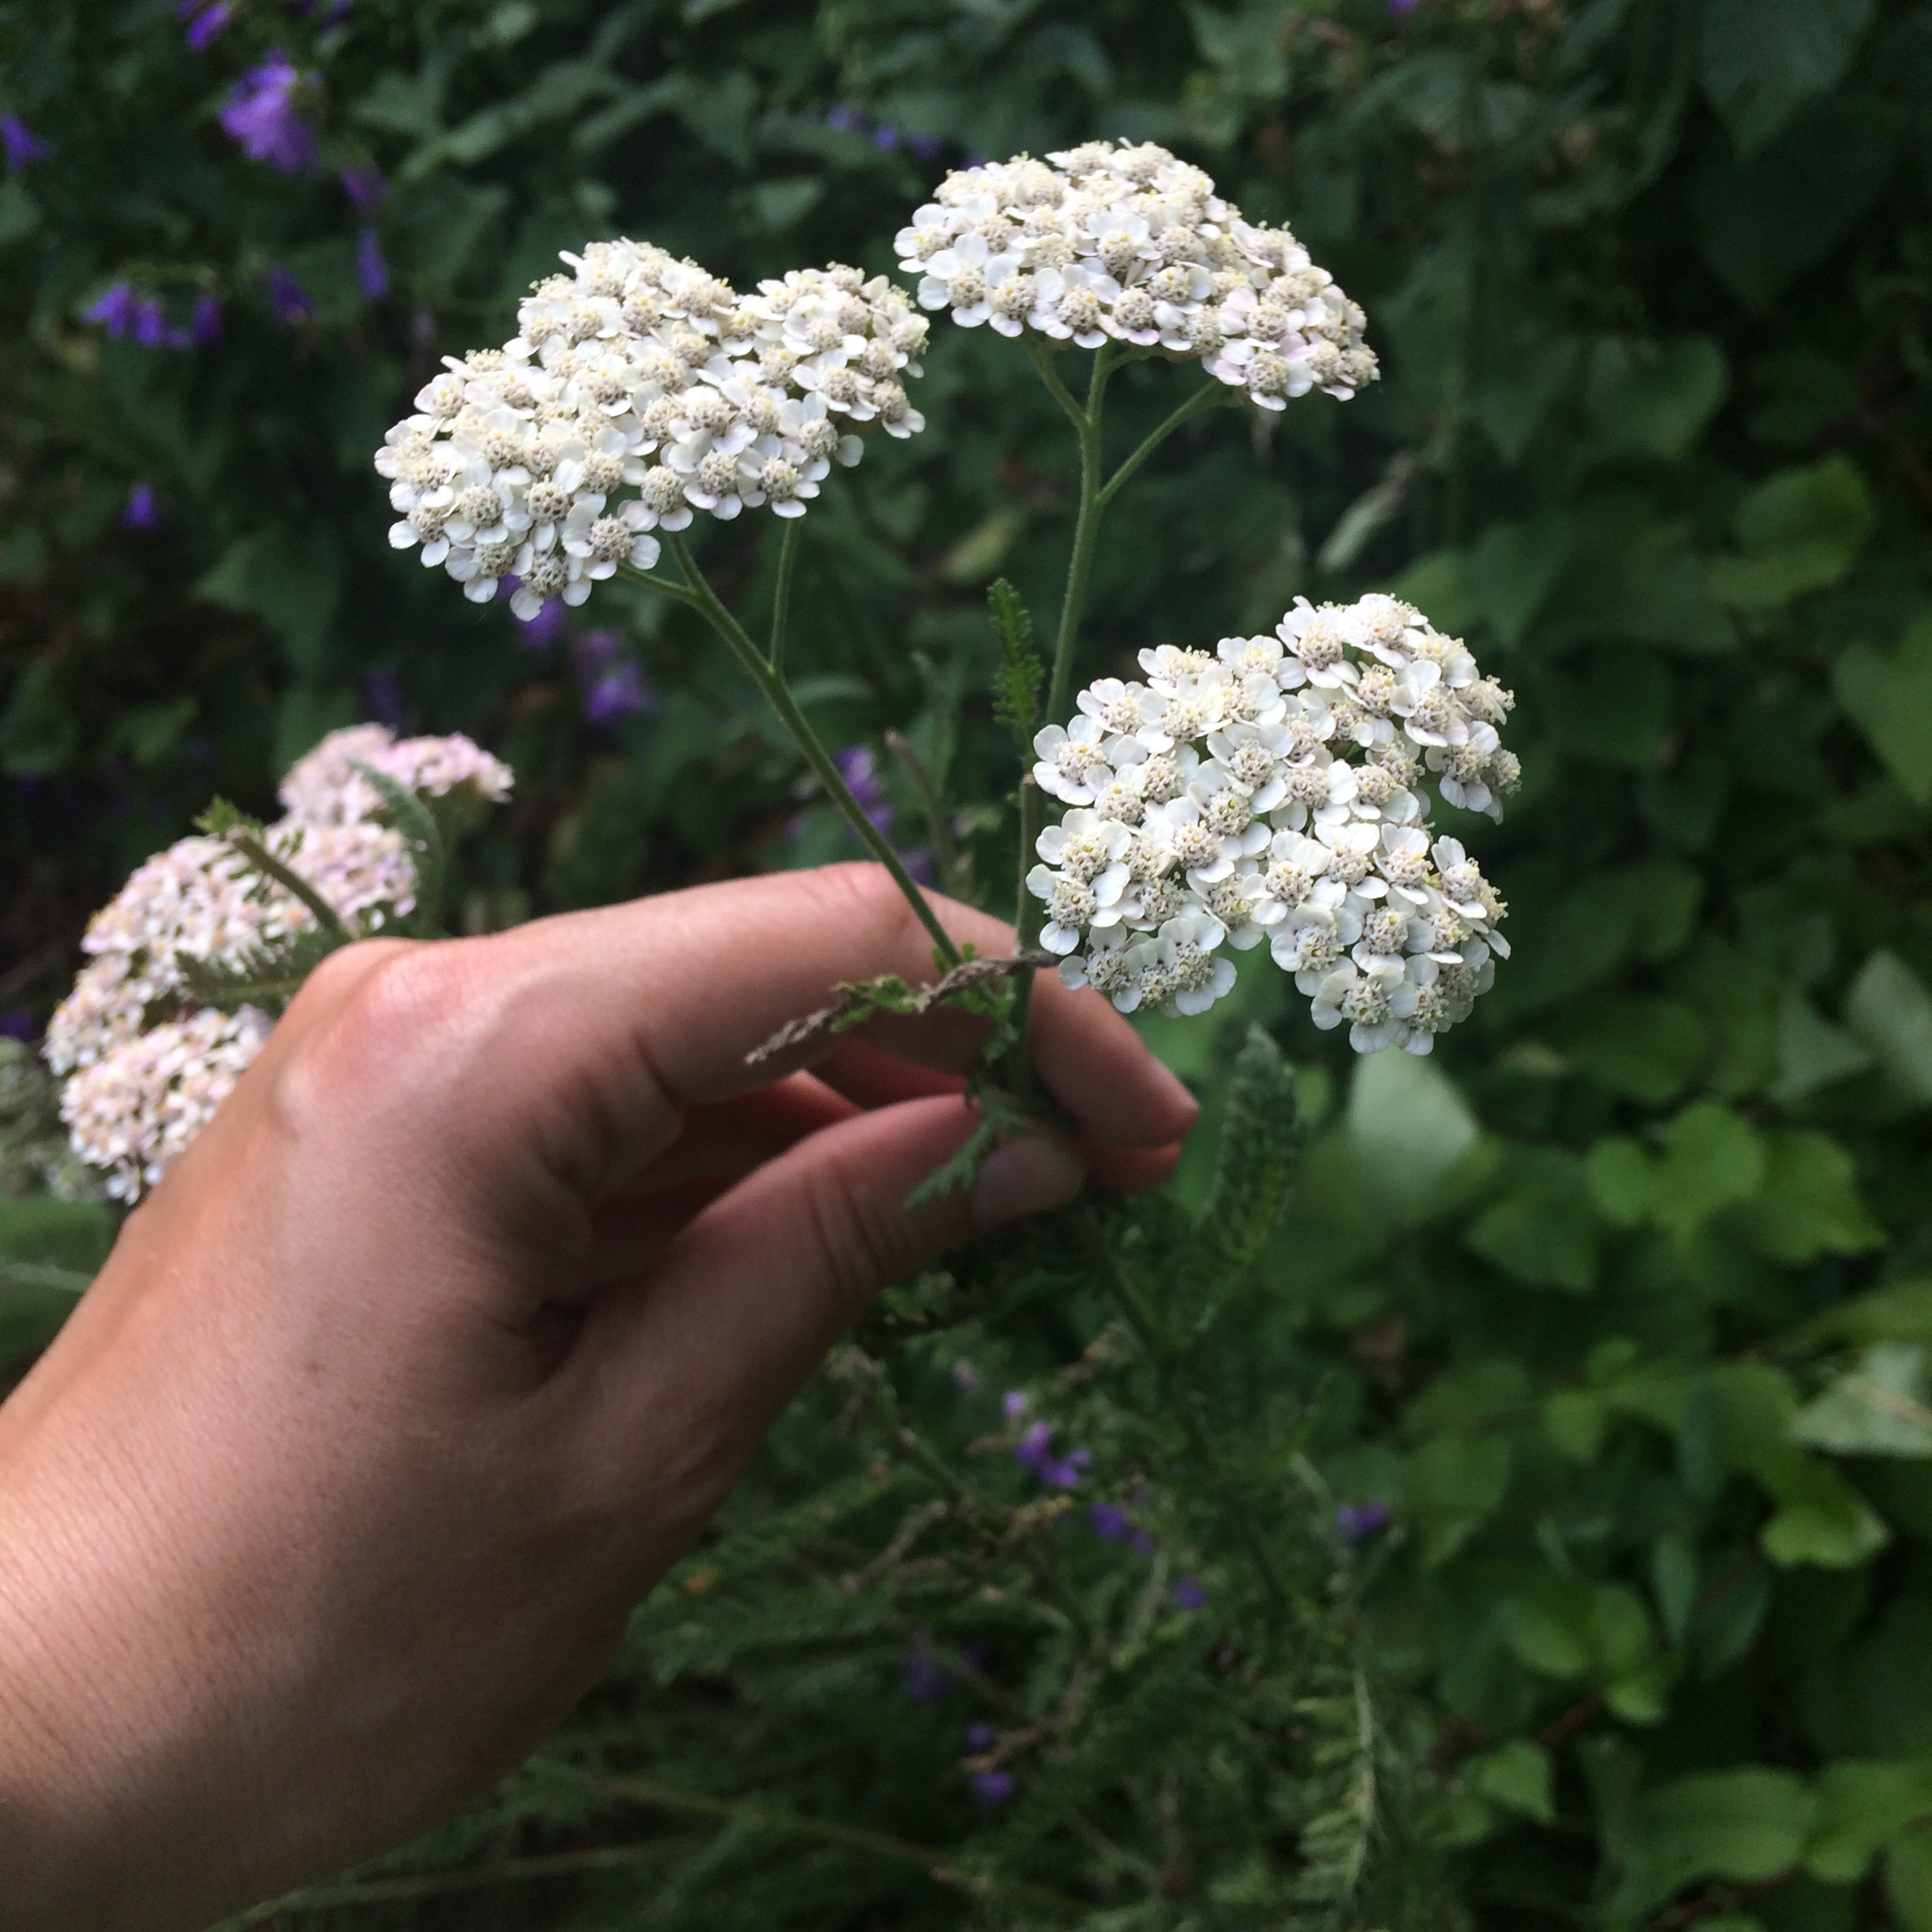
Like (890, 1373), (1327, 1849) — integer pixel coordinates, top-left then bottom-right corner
(1033, 594), (1517, 1052)
(46, 725), (513, 1200)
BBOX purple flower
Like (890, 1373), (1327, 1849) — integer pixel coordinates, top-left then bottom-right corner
(1, 114), (48, 169)
(355, 227), (388, 299)
(83, 281), (140, 337)
(908, 133), (942, 162)
(1013, 1421), (1091, 1489)
(219, 54), (318, 174)
(1388, 0), (1422, 12)
(969, 1770), (1015, 1805)
(120, 485), (160, 530)
(339, 163), (387, 212)
(1170, 1575), (1208, 1611)
(1335, 1500), (1392, 1547)
(184, 2), (233, 48)
(872, 124), (900, 152)
(0, 1008), (34, 1041)
(964, 1724), (995, 1751)
(833, 743), (893, 834)
(1090, 1503), (1129, 1541)
(1002, 1390), (1029, 1421)
(189, 292), (223, 346)
(266, 265), (311, 323)
(361, 668), (405, 729)
(583, 661), (655, 726)
(903, 1651), (949, 1701)
(131, 296), (171, 347)
(826, 105), (865, 133)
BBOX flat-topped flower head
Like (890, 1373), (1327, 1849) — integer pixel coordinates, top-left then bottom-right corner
(376, 247), (928, 624)
(47, 724), (516, 1195)
(897, 139), (1377, 410)
(1039, 593), (1515, 1051)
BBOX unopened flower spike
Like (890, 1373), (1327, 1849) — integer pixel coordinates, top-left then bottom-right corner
(1037, 593), (1517, 1051)
(896, 137), (1378, 409)
(376, 241), (930, 623)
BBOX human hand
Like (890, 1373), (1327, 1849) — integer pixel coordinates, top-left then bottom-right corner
(0, 865), (1195, 1931)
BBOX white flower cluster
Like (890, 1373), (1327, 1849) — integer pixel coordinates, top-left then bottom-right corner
(44, 725), (511, 1200)
(897, 139), (1376, 408)
(1029, 594), (1517, 1054)
(377, 241), (930, 622)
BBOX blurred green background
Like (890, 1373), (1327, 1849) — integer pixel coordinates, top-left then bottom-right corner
(8, 0), (1932, 1926)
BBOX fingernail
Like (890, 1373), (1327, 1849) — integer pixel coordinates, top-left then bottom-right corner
(971, 1135), (1086, 1234)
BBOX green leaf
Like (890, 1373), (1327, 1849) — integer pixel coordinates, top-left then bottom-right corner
(1465, 1148), (1597, 1292)
(1696, 0), (1874, 156)
(1473, 1739), (1556, 1824)
(1608, 1769), (1818, 1924)
(1794, 1346), (1932, 1458)
(1771, 994), (1874, 1103)
(986, 578), (1043, 751)
(1557, 997), (1708, 1103)
(1652, 1532), (1699, 1645)
(1653, 1103), (1765, 1241)
(1844, 952), (1932, 1106)
(1835, 612), (1932, 806)
(1584, 335), (1728, 461)
(1346, 1046), (1478, 1219)
(1194, 1027), (1301, 1295)
(1407, 1432), (1511, 1566)
(350, 760), (447, 934)
(175, 927), (352, 1018)
(1889, 1829), (1932, 1932)
(0, 1196), (114, 1275)
(1739, 1132), (1881, 1264)
(1707, 459), (1875, 611)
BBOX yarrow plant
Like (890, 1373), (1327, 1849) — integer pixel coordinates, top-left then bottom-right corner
(1031, 594), (1515, 1052)
(44, 726), (510, 1198)
(32, 136), (1527, 1915)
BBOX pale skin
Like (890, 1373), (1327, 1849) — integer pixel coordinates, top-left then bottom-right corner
(0, 864), (1196, 1931)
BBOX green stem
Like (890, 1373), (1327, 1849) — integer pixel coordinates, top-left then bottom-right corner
(639, 539), (961, 969)
(227, 833), (350, 939)
(883, 728), (962, 896)
(1009, 342), (1115, 1076)
(768, 516), (799, 675)
(1097, 380), (1228, 511)
(1073, 1204), (1288, 1614)
(542, 1763), (1087, 1917)
(219, 1847), (676, 1923)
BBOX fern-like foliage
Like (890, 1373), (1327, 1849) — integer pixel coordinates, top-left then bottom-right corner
(987, 577), (1044, 751)
(349, 760), (447, 935)
(170, 927), (353, 1019)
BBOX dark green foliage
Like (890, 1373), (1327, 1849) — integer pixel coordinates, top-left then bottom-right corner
(8, 0), (1932, 1927)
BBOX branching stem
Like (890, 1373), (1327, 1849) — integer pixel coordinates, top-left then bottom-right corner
(623, 541), (960, 968)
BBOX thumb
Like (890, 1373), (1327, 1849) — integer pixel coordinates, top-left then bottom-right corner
(574, 1095), (1084, 1518)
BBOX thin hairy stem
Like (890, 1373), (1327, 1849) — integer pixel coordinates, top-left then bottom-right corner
(632, 540), (960, 967)
(1011, 341), (1115, 1065)
(884, 728), (962, 895)
(1073, 1204), (1288, 1612)
(227, 833), (350, 939)
(768, 516), (799, 675)
(1098, 380), (1229, 511)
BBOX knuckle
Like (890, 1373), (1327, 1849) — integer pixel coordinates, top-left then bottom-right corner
(803, 861), (924, 950)
(802, 1152), (904, 1329)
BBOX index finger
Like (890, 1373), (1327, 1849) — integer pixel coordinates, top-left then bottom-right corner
(410, 863), (1195, 1180)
